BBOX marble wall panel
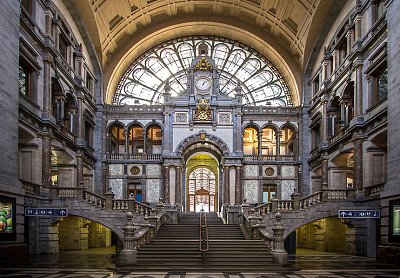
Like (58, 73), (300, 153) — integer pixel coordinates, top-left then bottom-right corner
(281, 180), (295, 200)
(244, 165), (258, 178)
(244, 180), (258, 204)
(281, 165), (295, 178)
(109, 164), (123, 176)
(109, 179), (123, 199)
(147, 179), (160, 203)
(147, 164), (161, 177)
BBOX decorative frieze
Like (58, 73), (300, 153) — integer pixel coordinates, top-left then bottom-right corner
(263, 165), (277, 177)
(128, 165), (141, 176)
(218, 112), (232, 124)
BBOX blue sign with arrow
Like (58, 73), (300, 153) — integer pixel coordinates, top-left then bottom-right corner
(25, 208), (68, 217)
(338, 210), (380, 218)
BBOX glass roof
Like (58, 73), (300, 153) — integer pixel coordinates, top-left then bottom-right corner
(114, 36), (292, 106)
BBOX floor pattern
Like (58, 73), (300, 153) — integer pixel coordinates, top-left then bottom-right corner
(1, 269), (400, 278)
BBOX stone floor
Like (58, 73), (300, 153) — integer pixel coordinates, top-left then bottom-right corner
(1, 247), (399, 278)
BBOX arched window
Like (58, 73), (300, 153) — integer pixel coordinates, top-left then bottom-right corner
(188, 167), (216, 212)
(114, 36), (292, 107)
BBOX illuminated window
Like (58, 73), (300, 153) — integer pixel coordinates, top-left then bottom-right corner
(114, 36), (292, 106)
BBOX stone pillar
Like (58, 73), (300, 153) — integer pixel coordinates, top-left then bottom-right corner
(163, 166), (170, 204)
(76, 151), (83, 187)
(124, 130), (129, 154)
(42, 135), (52, 189)
(117, 212), (137, 266)
(162, 108), (170, 154)
(271, 213), (288, 265)
(143, 131), (147, 154)
(77, 93), (84, 142)
(257, 132), (262, 155)
(42, 58), (52, 114)
(175, 166), (182, 205)
(223, 166), (230, 205)
(235, 166), (242, 205)
(355, 65), (363, 116)
(235, 109), (243, 153)
(275, 131), (281, 155)
(321, 157), (328, 190)
(322, 98), (328, 141)
(353, 138), (363, 193)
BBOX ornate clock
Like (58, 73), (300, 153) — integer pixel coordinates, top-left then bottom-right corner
(195, 77), (211, 92)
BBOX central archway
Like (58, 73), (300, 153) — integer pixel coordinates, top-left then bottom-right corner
(186, 154), (219, 212)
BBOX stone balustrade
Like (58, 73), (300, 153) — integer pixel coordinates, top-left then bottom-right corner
(20, 179), (41, 195)
(243, 155), (297, 162)
(365, 182), (385, 197)
(106, 153), (162, 161)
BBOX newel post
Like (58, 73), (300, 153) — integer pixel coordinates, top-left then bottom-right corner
(271, 212), (288, 265)
(117, 212), (138, 266)
(104, 191), (114, 210)
(291, 191), (301, 211)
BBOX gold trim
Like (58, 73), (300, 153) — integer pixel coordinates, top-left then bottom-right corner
(194, 57), (213, 70)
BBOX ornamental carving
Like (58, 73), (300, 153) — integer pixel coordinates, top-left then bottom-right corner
(194, 57), (213, 70)
(265, 167), (275, 176)
(175, 112), (188, 123)
(193, 97), (212, 121)
(130, 166), (140, 175)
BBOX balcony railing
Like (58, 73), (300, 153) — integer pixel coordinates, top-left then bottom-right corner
(243, 155), (297, 162)
(107, 153), (162, 161)
(20, 179), (41, 195)
(59, 125), (76, 142)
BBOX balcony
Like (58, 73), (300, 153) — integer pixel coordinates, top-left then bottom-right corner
(106, 153), (162, 161)
(243, 155), (297, 162)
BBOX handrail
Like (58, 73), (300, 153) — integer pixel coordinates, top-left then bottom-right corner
(199, 212), (209, 253)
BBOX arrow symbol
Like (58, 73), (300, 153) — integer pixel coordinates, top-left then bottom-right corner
(60, 210), (66, 215)
(340, 211), (347, 217)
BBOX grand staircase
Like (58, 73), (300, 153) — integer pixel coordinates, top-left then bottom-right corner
(134, 212), (292, 272)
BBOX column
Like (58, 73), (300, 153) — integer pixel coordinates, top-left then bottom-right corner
(355, 65), (363, 116)
(124, 130), (129, 154)
(143, 131), (147, 154)
(42, 58), (52, 114)
(42, 135), (52, 189)
(162, 109), (170, 154)
(257, 132), (262, 156)
(235, 109), (243, 153)
(77, 150), (83, 187)
(223, 166), (230, 205)
(353, 138), (363, 192)
(235, 166), (242, 205)
(163, 165), (170, 204)
(175, 166), (182, 205)
(322, 98), (328, 141)
(276, 131), (281, 155)
(77, 93), (84, 142)
(321, 157), (328, 190)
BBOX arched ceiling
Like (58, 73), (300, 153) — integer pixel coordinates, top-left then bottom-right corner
(73, 0), (335, 105)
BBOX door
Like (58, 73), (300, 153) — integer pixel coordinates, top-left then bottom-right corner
(262, 184), (276, 203)
(188, 167), (216, 212)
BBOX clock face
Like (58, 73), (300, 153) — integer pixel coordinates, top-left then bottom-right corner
(195, 77), (211, 91)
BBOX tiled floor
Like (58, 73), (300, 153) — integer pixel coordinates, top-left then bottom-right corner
(1, 247), (399, 278)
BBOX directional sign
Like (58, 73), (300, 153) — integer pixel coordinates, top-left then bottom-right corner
(25, 208), (68, 217)
(338, 210), (380, 218)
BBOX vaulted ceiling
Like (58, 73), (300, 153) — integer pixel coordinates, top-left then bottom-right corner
(72, 0), (335, 104)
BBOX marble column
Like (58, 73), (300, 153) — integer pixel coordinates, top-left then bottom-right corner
(322, 99), (328, 141)
(276, 131), (281, 155)
(77, 150), (84, 188)
(42, 59), (52, 114)
(42, 136), (52, 189)
(143, 131), (147, 154)
(321, 157), (328, 189)
(235, 109), (243, 153)
(353, 139), (363, 192)
(124, 130), (129, 154)
(257, 132), (262, 156)
(77, 93), (84, 141)
(235, 166), (242, 205)
(223, 166), (230, 205)
(175, 166), (182, 205)
(355, 65), (363, 116)
(162, 109), (170, 154)
(163, 166), (170, 204)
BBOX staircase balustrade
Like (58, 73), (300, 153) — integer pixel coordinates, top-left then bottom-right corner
(365, 182), (385, 197)
(199, 212), (209, 255)
(50, 186), (153, 217)
(19, 179), (41, 195)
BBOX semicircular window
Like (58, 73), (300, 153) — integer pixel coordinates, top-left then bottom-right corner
(114, 36), (292, 106)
